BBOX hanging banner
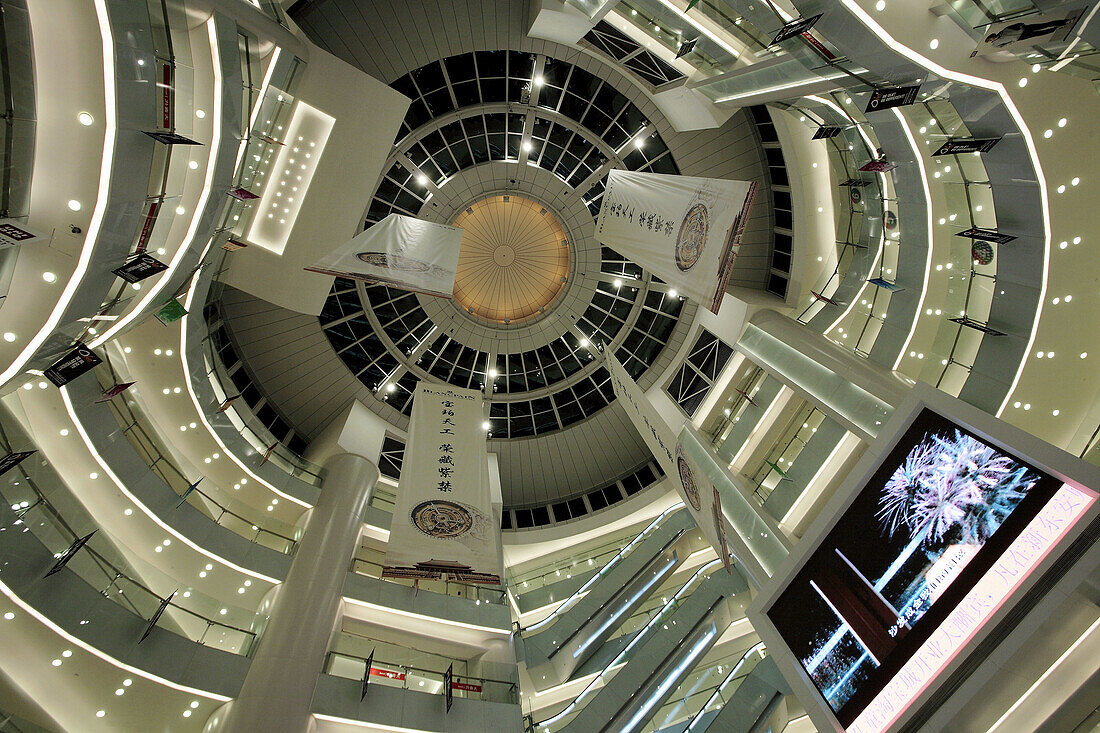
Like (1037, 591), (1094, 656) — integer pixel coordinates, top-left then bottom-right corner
(383, 383), (500, 584)
(0, 450), (35, 476)
(675, 436), (733, 576)
(45, 530), (97, 577)
(955, 226), (1016, 244)
(0, 219), (47, 247)
(812, 126), (843, 140)
(606, 350), (729, 571)
(139, 590), (177, 643)
(361, 648), (375, 701)
(865, 85), (921, 114)
(45, 344), (102, 387)
(154, 299), (188, 325)
(932, 138), (1001, 156)
(306, 214), (464, 298)
(595, 170), (757, 314)
(444, 663), (454, 712)
(96, 382), (135, 403)
(772, 14), (822, 45)
(113, 253), (168, 284)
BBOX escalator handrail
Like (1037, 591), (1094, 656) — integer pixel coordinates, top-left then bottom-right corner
(523, 503), (685, 635)
(534, 558), (725, 731)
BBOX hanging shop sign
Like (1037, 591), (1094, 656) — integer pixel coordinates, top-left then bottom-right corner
(44, 344), (102, 387)
(865, 85), (921, 113)
(932, 138), (1002, 156)
(0, 219), (47, 247)
(812, 126), (844, 140)
(0, 451), (36, 476)
(773, 14), (823, 45)
(113, 253), (168, 284)
(955, 227), (1016, 244)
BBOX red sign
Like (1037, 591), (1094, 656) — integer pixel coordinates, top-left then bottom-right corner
(135, 201), (160, 253)
(451, 681), (482, 693)
(159, 62), (173, 130)
(369, 667), (405, 681)
(800, 32), (836, 61)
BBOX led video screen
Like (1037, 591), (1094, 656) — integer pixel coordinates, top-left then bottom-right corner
(767, 409), (1095, 732)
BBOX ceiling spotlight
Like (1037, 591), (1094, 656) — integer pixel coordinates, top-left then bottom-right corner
(386, 383), (396, 392)
(668, 289), (678, 298)
(416, 174), (428, 186)
(533, 75), (545, 86)
(522, 140), (533, 152)
(488, 368), (498, 378)
(482, 421), (491, 431)
(613, 278), (623, 288)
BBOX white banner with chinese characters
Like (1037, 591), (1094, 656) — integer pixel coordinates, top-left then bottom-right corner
(383, 383), (501, 584)
(595, 170), (757, 314)
(606, 351), (731, 573)
(306, 213), (464, 298)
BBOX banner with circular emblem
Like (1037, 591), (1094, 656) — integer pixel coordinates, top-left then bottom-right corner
(382, 383), (501, 584)
(595, 170), (758, 314)
(306, 213), (464, 298)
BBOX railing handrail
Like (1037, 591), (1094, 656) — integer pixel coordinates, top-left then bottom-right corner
(324, 650), (517, 689)
(96, 351), (299, 549)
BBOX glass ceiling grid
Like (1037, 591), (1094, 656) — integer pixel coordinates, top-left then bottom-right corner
(322, 53), (690, 437)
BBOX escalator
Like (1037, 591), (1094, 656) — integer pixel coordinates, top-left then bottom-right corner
(521, 505), (696, 687)
(530, 559), (748, 733)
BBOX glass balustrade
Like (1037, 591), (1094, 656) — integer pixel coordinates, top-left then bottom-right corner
(0, 411), (264, 656)
(95, 353), (302, 554)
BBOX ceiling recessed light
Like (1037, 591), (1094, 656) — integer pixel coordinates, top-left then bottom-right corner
(77, 112), (94, 126)
(67, 199), (81, 211)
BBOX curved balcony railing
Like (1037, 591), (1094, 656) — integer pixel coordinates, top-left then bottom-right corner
(323, 651), (519, 706)
(96, 352), (301, 554)
(0, 409), (264, 656)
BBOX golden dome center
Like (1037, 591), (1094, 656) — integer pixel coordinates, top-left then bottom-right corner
(451, 196), (570, 323)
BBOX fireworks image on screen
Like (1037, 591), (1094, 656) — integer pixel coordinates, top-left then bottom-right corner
(793, 427), (1041, 713)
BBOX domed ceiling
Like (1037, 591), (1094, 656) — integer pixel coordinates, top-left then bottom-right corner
(216, 1), (775, 508)
(315, 50), (702, 441)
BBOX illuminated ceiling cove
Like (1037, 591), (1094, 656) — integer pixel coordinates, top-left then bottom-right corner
(452, 195), (571, 324)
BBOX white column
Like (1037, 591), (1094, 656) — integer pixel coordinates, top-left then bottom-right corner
(216, 452), (378, 733)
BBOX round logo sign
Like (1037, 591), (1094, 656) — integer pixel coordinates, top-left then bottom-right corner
(850, 187), (863, 205)
(357, 252), (433, 271)
(675, 203), (710, 271)
(676, 452), (702, 512)
(884, 210), (898, 230)
(411, 500), (473, 538)
(971, 240), (994, 266)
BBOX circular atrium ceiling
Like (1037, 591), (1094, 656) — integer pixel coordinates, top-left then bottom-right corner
(451, 195), (570, 324)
